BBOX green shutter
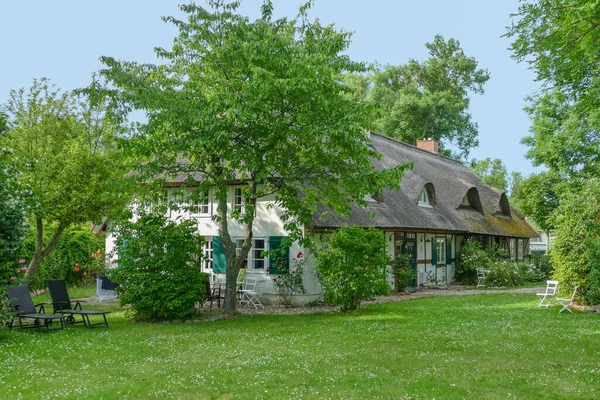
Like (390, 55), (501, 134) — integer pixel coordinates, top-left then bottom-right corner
(212, 236), (226, 273)
(269, 236), (289, 275)
(431, 239), (437, 265)
(446, 237), (452, 264)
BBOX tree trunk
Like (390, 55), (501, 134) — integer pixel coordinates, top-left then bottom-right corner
(220, 183), (257, 313)
(24, 218), (65, 284)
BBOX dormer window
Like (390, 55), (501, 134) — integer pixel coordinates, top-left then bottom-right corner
(418, 183), (435, 208)
(419, 189), (431, 207)
(459, 187), (483, 213)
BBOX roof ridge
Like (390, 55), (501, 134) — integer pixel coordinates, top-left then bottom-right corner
(369, 131), (464, 166)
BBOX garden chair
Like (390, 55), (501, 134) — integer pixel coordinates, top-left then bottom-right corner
(6, 285), (66, 332)
(47, 280), (110, 328)
(95, 275), (118, 303)
(476, 268), (487, 287)
(556, 286), (578, 314)
(205, 279), (223, 309)
(536, 280), (558, 308)
(239, 278), (265, 309)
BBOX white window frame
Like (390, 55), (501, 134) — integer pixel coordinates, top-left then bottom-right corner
(418, 188), (432, 208)
(235, 237), (267, 271)
(233, 187), (244, 214)
(202, 238), (213, 271)
(435, 238), (446, 265)
(190, 189), (211, 217)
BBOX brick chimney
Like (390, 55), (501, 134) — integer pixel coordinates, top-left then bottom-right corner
(416, 138), (439, 154)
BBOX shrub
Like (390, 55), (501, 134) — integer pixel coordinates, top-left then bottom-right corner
(392, 253), (414, 292)
(271, 252), (306, 307)
(454, 238), (493, 284)
(550, 182), (600, 303)
(316, 226), (390, 311)
(110, 207), (205, 321)
(530, 252), (553, 278)
(484, 260), (521, 287)
(18, 227), (105, 290)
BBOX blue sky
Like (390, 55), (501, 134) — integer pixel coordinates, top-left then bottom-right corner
(0, 0), (540, 175)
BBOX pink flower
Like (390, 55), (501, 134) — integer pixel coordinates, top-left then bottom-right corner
(20, 267), (27, 272)
(297, 252), (303, 258)
(277, 263), (282, 267)
(74, 267), (80, 272)
(9, 276), (16, 281)
(83, 272), (87, 277)
(18, 259), (26, 264)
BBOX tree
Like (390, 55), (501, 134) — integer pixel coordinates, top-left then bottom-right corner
(0, 111), (28, 284)
(507, 0), (600, 182)
(367, 35), (490, 158)
(508, 171), (523, 198)
(469, 158), (508, 192)
(1, 78), (128, 283)
(97, 1), (407, 313)
(511, 172), (560, 235)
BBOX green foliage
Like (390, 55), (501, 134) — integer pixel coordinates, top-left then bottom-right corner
(530, 251), (553, 279)
(507, 1), (600, 184)
(361, 35), (490, 158)
(469, 158), (508, 192)
(0, 286), (14, 331)
(1, 77), (131, 283)
(316, 226), (390, 311)
(511, 172), (560, 233)
(391, 253), (414, 292)
(271, 252), (306, 307)
(18, 226), (104, 290)
(110, 207), (205, 321)
(97, 0), (407, 312)
(0, 113), (28, 285)
(483, 260), (519, 287)
(454, 238), (493, 284)
(550, 182), (600, 304)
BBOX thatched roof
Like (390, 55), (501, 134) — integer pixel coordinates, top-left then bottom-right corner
(308, 132), (537, 239)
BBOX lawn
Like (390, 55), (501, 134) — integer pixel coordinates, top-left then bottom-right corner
(1, 293), (598, 399)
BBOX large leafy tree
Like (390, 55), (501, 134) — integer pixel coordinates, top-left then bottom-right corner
(507, 0), (600, 181)
(2, 78), (128, 283)
(469, 158), (508, 192)
(98, 0), (407, 313)
(351, 35), (490, 158)
(510, 171), (560, 234)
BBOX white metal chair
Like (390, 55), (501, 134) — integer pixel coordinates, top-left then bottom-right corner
(476, 268), (487, 287)
(239, 278), (265, 309)
(536, 280), (558, 308)
(556, 286), (578, 313)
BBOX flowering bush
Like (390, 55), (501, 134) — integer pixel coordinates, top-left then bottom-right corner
(392, 254), (414, 292)
(454, 238), (494, 284)
(272, 252), (306, 307)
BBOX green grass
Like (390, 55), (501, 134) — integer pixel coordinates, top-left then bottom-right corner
(1, 294), (599, 399)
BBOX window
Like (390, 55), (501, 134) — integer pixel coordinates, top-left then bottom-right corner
(235, 238), (267, 270)
(510, 239), (516, 260)
(418, 189), (431, 207)
(233, 187), (244, 213)
(436, 238), (446, 265)
(191, 190), (210, 216)
(202, 239), (213, 271)
(461, 195), (470, 206)
(517, 239), (524, 260)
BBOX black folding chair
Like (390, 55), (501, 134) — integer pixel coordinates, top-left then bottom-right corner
(47, 280), (110, 328)
(6, 285), (66, 332)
